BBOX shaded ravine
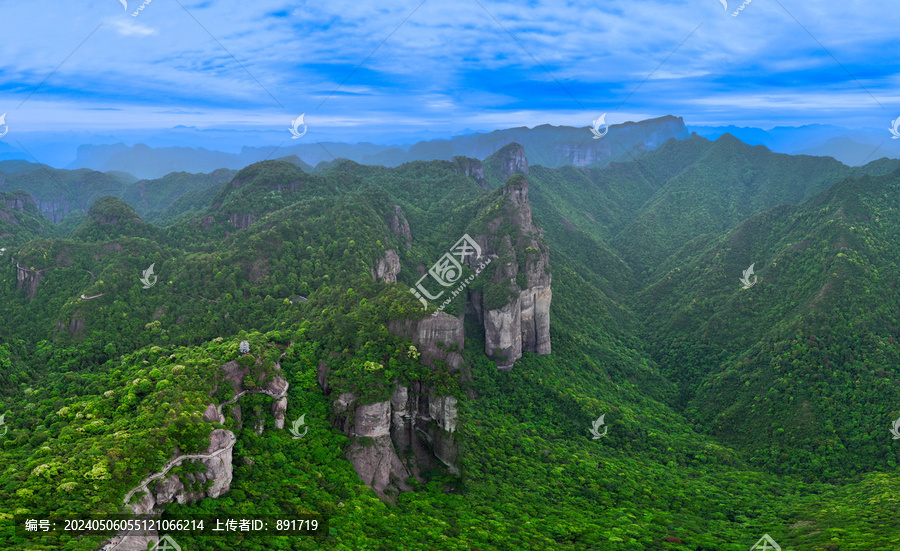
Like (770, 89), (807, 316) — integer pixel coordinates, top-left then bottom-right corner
(120, 385), (289, 507)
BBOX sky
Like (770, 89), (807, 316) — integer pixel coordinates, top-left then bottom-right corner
(0, 0), (899, 152)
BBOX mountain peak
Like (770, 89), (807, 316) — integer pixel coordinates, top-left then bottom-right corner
(483, 142), (529, 186)
(72, 195), (155, 241)
(87, 195), (141, 224)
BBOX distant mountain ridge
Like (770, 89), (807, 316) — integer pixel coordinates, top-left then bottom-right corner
(67, 116), (690, 179)
(688, 123), (899, 166)
(0, 163), (236, 226)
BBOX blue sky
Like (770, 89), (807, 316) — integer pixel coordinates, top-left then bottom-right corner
(0, 0), (899, 148)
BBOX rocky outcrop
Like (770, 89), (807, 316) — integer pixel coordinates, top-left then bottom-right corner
(371, 249), (401, 283)
(126, 428), (235, 516)
(54, 315), (86, 339)
(105, 428), (234, 551)
(229, 212), (257, 230)
(332, 382), (459, 499)
(338, 397), (413, 497)
(491, 143), (529, 182)
(389, 205), (413, 248)
(2, 191), (38, 215)
(452, 156), (488, 189)
(16, 263), (47, 299)
(323, 313), (465, 499)
(217, 357), (289, 430)
(467, 174), (552, 368)
(387, 312), (465, 371)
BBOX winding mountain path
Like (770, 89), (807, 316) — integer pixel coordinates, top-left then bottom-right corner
(121, 431), (236, 507)
(120, 385), (289, 507)
(79, 293), (105, 300)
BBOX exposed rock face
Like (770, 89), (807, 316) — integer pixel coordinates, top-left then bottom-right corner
(493, 143), (529, 181)
(202, 403), (219, 423)
(110, 429), (233, 550)
(389, 205), (413, 248)
(324, 313), (465, 499)
(229, 212), (257, 229)
(342, 397), (413, 497)
(332, 383), (459, 499)
(2, 191), (38, 214)
(391, 382), (459, 475)
(452, 156), (488, 189)
(467, 175), (552, 368)
(218, 357), (289, 431)
(16, 263), (45, 299)
(54, 315), (86, 339)
(371, 249), (401, 283)
(272, 397), (288, 430)
(554, 140), (612, 167)
(387, 312), (465, 371)
(128, 428), (234, 516)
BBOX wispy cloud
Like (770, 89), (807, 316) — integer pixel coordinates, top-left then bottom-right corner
(0, 0), (897, 141)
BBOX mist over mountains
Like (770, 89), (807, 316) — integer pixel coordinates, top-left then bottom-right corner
(3, 116), (896, 180)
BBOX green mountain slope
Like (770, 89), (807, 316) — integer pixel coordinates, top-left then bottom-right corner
(0, 191), (53, 248)
(0, 144), (899, 551)
(121, 168), (237, 223)
(636, 168), (900, 480)
(612, 134), (876, 276)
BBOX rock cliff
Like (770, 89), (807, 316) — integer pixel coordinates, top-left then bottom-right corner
(127, 428), (235, 516)
(16, 263), (46, 300)
(2, 191), (39, 216)
(331, 381), (460, 499)
(387, 312), (465, 371)
(110, 352), (288, 551)
(389, 205), (413, 248)
(451, 156), (488, 189)
(484, 143), (529, 184)
(326, 154), (551, 499)
(325, 313), (464, 499)
(468, 174), (551, 368)
(371, 249), (401, 283)
(217, 357), (290, 434)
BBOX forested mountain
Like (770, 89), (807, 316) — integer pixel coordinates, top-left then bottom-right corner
(0, 191), (54, 247)
(1, 137), (898, 550)
(0, 163), (236, 226)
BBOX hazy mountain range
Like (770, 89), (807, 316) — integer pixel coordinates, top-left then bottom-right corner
(2, 116), (897, 180)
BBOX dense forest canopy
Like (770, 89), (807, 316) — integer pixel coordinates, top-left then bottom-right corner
(0, 136), (898, 550)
